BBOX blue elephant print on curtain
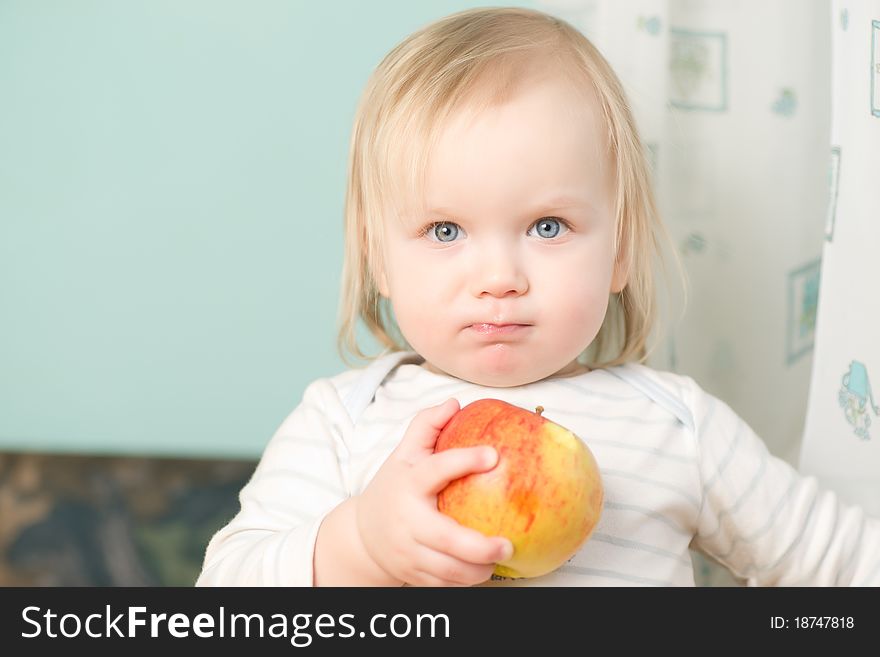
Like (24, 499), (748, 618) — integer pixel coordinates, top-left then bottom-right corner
(839, 361), (880, 440)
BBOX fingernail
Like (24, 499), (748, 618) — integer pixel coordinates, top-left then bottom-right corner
(483, 447), (498, 467)
(499, 540), (514, 561)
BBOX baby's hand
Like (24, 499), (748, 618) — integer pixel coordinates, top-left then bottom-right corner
(355, 398), (514, 586)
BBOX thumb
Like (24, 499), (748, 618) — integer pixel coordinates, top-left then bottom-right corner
(396, 398), (460, 462)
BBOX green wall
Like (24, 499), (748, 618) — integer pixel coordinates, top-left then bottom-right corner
(0, 1), (534, 459)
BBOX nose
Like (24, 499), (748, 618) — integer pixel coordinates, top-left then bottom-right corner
(468, 240), (529, 298)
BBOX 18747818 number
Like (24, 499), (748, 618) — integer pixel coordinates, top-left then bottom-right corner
(795, 617), (854, 629)
(770, 616), (855, 629)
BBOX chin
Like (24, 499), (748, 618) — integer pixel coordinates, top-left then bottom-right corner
(459, 348), (553, 387)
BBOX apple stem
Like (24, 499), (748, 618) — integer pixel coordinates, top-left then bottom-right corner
(535, 405), (544, 417)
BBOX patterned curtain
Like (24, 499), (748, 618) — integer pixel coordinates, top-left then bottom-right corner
(536, 0), (879, 585)
(799, 0), (880, 519)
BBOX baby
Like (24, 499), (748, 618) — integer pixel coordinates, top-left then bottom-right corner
(196, 7), (880, 587)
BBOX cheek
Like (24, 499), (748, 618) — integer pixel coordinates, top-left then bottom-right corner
(559, 281), (609, 327)
(536, 259), (613, 341)
(384, 248), (453, 331)
(387, 249), (447, 295)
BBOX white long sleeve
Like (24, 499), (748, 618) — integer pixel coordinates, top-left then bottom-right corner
(196, 352), (880, 586)
(196, 377), (353, 586)
(686, 376), (880, 586)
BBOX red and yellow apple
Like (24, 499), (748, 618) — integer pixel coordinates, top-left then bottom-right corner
(434, 398), (603, 579)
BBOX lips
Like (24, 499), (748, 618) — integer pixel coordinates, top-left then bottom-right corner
(469, 323), (531, 336)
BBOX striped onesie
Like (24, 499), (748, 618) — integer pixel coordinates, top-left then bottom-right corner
(197, 350), (880, 586)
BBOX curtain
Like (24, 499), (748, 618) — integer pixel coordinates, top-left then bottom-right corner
(799, 0), (880, 519)
(537, 0), (877, 585)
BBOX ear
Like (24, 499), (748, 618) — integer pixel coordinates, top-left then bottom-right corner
(375, 262), (390, 298)
(610, 243), (630, 294)
(378, 273), (390, 298)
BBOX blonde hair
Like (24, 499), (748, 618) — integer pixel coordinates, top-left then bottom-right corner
(336, 6), (681, 370)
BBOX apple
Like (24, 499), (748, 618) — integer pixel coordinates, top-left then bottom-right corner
(434, 398), (603, 579)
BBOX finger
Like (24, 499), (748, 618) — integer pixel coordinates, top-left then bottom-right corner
(417, 444), (498, 495)
(395, 398), (460, 462)
(415, 511), (513, 566)
(407, 570), (472, 588)
(409, 546), (496, 587)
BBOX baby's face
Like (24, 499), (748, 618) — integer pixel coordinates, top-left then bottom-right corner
(378, 70), (625, 387)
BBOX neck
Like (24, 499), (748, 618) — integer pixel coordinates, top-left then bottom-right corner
(419, 357), (590, 380)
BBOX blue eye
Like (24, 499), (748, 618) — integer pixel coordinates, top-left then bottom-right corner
(419, 216), (571, 243)
(530, 217), (567, 239)
(422, 221), (461, 243)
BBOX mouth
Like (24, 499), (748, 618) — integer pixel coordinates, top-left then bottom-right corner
(469, 323), (532, 336)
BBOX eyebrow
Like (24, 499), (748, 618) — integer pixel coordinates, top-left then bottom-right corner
(535, 195), (593, 211)
(425, 195), (594, 217)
